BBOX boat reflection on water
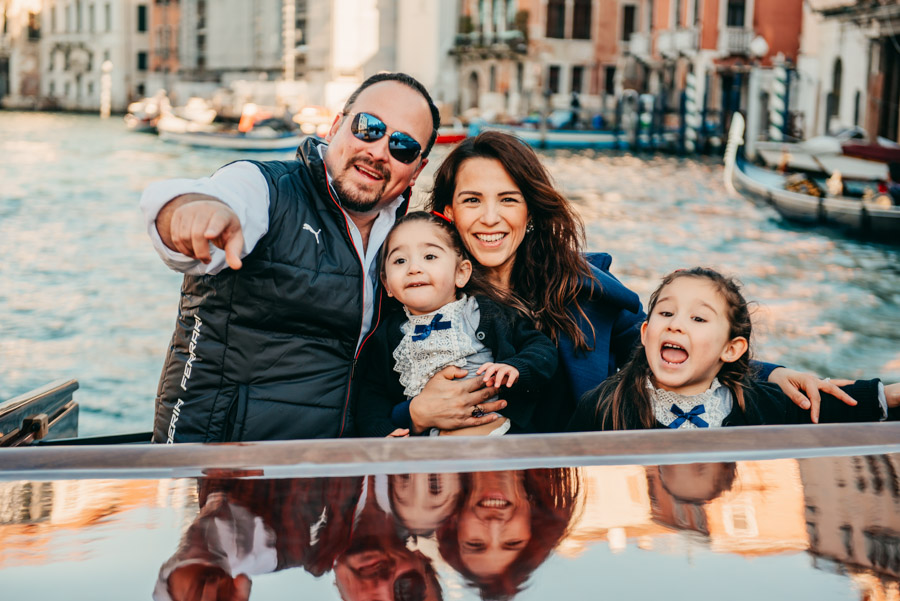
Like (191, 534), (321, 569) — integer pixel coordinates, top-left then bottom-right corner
(1, 456), (899, 600)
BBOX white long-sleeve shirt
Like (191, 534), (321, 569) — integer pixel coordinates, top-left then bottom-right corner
(140, 158), (404, 350)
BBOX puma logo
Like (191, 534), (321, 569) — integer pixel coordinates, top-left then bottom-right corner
(303, 223), (322, 244)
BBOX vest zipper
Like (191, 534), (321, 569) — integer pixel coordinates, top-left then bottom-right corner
(323, 168), (371, 437)
(322, 161), (409, 437)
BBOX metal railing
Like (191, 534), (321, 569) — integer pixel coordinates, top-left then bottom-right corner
(723, 27), (752, 54)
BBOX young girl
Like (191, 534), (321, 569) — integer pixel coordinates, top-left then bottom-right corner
(569, 267), (899, 431)
(356, 211), (558, 437)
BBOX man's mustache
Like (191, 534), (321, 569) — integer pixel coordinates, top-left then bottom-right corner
(349, 157), (391, 183)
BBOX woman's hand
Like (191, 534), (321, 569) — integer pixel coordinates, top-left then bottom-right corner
(409, 366), (505, 433)
(768, 367), (856, 423)
(387, 428), (409, 438)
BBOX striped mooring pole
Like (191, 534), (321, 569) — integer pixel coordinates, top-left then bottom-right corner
(684, 71), (701, 153)
(768, 66), (788, 141)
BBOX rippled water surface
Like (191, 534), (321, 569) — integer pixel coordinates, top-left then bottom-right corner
(0, 112), (898, 436)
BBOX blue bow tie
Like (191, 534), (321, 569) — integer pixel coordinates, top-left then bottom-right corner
(412, 313), (452, 341)
(668, 404), (709, 428)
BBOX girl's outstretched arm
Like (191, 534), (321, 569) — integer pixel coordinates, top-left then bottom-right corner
(768, 368), (857, 423)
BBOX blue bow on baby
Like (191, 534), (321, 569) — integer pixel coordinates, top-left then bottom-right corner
(412, 313), (452, 341)
(668, 404), (709, 428)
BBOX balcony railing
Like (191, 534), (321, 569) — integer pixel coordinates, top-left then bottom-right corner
(453, 29), (526, 54)
(657, 27), (698, 58)
(722, 27), (752, 55)
(628, 32), (651, 60)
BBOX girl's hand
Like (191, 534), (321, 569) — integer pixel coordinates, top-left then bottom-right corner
(768, 367), (857, 423)
(409, 366), (505, 433)
(477, 362), (520, 388)
(387, 428), (409, 438)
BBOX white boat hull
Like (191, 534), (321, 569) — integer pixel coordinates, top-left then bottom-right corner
(159, 129), (304, 151)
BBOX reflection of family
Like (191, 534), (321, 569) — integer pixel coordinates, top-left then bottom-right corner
(142, 72), (898, 444)
(154, 470), (578, 601)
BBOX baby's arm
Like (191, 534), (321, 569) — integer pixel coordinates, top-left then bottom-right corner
(477, 362), (519, 388)
(502, 314), (558, 389)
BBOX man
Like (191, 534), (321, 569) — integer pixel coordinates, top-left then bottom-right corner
(142, 73), (453, 443)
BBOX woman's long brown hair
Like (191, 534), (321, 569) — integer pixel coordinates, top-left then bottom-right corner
(596, 268), (754, 430)
(427, 131), (597, 350)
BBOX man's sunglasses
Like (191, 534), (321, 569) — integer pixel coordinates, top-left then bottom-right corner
(346, 112), (422, 164)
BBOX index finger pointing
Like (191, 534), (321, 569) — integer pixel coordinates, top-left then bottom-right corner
(222, 228), (244, 270)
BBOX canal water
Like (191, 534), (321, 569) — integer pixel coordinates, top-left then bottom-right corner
(1, 111), (898, 436)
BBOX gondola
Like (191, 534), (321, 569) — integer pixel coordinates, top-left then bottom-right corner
(725, 114), (900, 243)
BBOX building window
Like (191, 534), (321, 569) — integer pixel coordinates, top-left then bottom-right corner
(51, 6), (56, 33)
(137, 51), (148, 71)
(105, 3), (111, 32)
(517, 61), (524, 93)
(572, 0), (591, 39)
(137, 5), (147, 32)
(571, 66), (584, 94)
(89, 4), (94, 33)
(675, 0), (683, 27)
(546, 0), (565, 39)
(622, 5), (637, 41)
(604, 66), (616, 94)
(548, 65), (561, 94)
(726, 0), (745, 27)
(490, 64), (497, 92)
(87, 81), (94, 96)
(27, 11), (39, 40)
(76, 0), (82, 32)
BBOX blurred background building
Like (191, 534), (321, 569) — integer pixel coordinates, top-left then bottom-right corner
(0, 0), (897, 141)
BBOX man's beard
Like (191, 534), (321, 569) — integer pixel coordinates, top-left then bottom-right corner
(332, 158), (392, 213)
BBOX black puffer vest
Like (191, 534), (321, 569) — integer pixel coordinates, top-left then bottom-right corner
(152, 138), (407, 442)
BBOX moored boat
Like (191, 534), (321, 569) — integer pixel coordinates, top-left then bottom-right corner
(158, 128), (305, 151)
(475, 122), (620, 149)
(435, 119), (468, 144)
(725, 116), (900, 243)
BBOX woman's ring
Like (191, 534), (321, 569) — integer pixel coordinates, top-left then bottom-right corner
(472, 405), (485, 418)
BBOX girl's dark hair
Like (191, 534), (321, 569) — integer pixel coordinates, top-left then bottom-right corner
(596, 267), (754, 430)
(426, 131), (597, 351)
(379, 211), (492, 299)
(436, 469), (581, 601)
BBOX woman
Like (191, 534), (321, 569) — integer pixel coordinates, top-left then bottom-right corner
(402, 131), (854, 434)
(436, 469), (580, 600)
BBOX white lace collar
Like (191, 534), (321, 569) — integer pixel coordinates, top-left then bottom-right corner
(648, 378), (733, 429)
(393, 296), (480, 398)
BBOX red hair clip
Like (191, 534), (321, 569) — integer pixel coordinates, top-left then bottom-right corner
(431, 210), (453, 224)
